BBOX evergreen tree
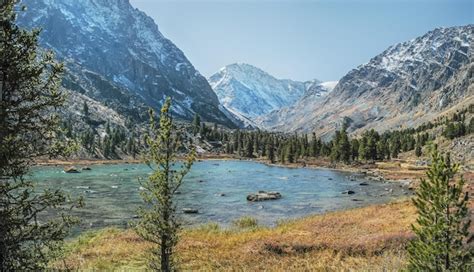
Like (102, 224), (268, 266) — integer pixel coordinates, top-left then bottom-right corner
(279, 145), (286, 164)
(245, 136), (254, 158)
(136, 98), (196, 271)
(82, 100), (89, 118)
(350, 139), (359, 161)
(390, 136), (401, 159)
(192, 113), (201, 135)
(267, 140), (275, 163)
(339, 129), (351, 163)
(358, 137), (367, 161)
(415, 141), (422, 157)
(310, 133), (321, 157)
(408, 149), (472, 271)
(0, 2), (79, 269)
(287, 143), (295, 163)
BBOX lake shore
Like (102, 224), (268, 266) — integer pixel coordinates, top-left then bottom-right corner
(35, 154), (428, 185)
(56, 199), (416, 271)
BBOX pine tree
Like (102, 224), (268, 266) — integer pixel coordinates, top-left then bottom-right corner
(245, 137), (254, 158)
(192, 113), (201, 135)
(83, 100), (89, 118)
(287, 143), (295, 163)
(136, 98), (196, 271)
(350, 139), (359, 161)
(415, 142), (422, 157)
(408, 149), (472, 271)
(339, 129), (351, 163)
(267, 140), (275, 163)
(0, 1), (80, 269)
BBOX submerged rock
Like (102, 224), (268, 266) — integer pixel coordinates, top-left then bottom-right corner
(342, 190), (356, 195)
(359, 182), (369, 186)
(247, 191), (282, 202)
(81, 167), (92, 171)
(64, 166), (80, 173)
(182, 208), (199, 214)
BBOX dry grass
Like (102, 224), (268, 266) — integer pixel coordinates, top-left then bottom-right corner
(59, 200), (417, 271)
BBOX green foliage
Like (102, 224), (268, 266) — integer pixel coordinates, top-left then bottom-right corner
(407, 149), (472, 271)
(443, 122), (466, 140)
(0, 1), (80, 269)
(136, 98), (196, 272)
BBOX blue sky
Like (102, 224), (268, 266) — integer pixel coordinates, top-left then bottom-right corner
(130, 0), (473, 81)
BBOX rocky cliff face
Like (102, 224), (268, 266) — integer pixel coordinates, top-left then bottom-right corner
(19, 0), (235, 127)
(259, 25), (473, 138)
(209, 63), (325, 121)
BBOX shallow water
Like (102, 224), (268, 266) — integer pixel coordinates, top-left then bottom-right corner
(30, 160), (410, 233)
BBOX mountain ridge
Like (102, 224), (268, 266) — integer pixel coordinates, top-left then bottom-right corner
(18, 0), (236, 127)
(259, 25), (473, 138)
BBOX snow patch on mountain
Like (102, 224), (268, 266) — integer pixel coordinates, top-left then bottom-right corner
(209, 63), (322, 120)
(19, 0), (235, 127)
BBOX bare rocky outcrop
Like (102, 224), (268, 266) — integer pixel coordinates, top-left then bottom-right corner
(259, 25), (474, 140)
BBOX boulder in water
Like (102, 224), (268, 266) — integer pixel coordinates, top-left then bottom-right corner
(182, 208), (199, 214)
(81, 167), (92, 171)
(64, 166), (80, 173)
(247, 191), (282, 202)
(342, 190), (356, 195)
(359, 182), (369, 186)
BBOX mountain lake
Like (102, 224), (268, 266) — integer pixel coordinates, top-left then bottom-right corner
(30, 160), (411, 234)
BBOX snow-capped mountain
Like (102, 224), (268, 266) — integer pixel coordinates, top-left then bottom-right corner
(259, 25), (473, 138)
(208, 63), (326, 120)
(18, 0), (235, 127)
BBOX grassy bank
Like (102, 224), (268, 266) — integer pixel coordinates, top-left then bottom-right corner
(58, 200), (416, 271)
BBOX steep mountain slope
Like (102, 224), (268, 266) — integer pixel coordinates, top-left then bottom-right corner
(260, 25), (473, 138)
(18, 0), (235, 127)
(208, 63), (323, 119)
(256, 81), (337, 129)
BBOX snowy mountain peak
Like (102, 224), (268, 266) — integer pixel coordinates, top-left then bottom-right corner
(19, 0), (235, 127)
(365, 25), (472, 75)
(209, 63), (327, 119)
(258, 24), (473, 137)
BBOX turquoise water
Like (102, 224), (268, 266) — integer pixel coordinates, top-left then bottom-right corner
(30, 160), (409, 233)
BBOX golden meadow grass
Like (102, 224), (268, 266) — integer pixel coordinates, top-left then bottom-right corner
(58, 199), (416, 271)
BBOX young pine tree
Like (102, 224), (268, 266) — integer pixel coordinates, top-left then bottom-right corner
(407, 149), (472, 271)
(0, 1), (79, 269)
(136, 98), (196, 272)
